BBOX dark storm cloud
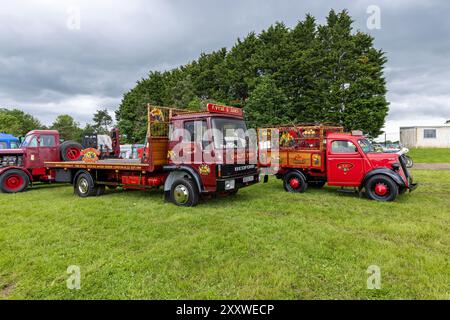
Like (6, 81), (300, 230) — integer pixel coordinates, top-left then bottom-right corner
(0, 0), (449, 138)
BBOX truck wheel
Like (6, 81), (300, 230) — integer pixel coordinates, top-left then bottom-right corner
(96, 185), (106, 196)
(60, 141), (83, 161)
(283, 171), (307, 193)
(0, 169), (29, 193)
(75, 173), (97, 197)
(365, 175), (398, 202)
(170, 178), (199, 207)
(405, 155), (414, 168)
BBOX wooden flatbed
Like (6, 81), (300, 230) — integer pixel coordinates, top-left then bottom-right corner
(45, 159), (150, 171)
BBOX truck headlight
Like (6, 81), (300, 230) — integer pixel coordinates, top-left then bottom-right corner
(225, 179), (235, 190)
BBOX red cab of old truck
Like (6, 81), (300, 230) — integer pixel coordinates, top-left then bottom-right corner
(0, 130), (84, 193)
(258, 125), (417, 201)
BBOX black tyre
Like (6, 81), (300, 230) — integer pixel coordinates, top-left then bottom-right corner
(96, 185), (106, 196)
(308, 181), (326, 188)
(75, 173), (97, 197)
(365, 174), (398, 202)
(170, 177), (199, 207)
(283, 171), (308, 193)
(60, 141), (83, 161)
(0, 169), (29, 193)
(405, 155), (414, 168)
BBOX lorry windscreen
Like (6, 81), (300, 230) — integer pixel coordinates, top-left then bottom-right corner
(212, 118), (247, 149)
(358, 139), (374, 153)
(21, 134), (37, 148)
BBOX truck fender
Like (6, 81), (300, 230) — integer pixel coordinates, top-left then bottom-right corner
(0, 166), (33, 183)
(72, 169), (93, 185)
(163, 165), (203, 193)
(362, 168), (406, 188)
(283, 169), (307, 182)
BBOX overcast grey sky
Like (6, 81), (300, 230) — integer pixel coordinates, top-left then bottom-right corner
(1, 0), (449, 140)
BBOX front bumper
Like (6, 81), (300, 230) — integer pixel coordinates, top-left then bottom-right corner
(216, 173), (259, 192)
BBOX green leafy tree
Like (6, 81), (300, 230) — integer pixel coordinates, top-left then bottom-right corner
(93, 109), (113, 134)
(245, 76), (290, 128)
(51, 115), (82, 141)
(171, 75), (196, 108)
(0, 108), (42, 136)
(77, 123), (96, 141)
(117, 9), (389, 141)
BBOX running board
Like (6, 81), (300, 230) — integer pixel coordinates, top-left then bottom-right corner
(336, 187), (359, 194)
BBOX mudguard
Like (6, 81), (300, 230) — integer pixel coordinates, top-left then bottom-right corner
(163, 165), (203, 193)
(72, 169), (91, 185)
(284, 169), (307, 182)
(0, 166), (33, 182)
(362, 168), (406, 188)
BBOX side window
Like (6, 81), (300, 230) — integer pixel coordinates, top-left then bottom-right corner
(423, 129), (436, 139)
(28, 136), (38, 147)
(0, 142), (6, 149)
(184, 120), (207, 142)
(331, 140), (358, 153)
(40, 135), (56, 147)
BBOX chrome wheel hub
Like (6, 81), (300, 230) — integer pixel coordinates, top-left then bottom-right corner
(174, 184), (189, 204)
(78, 178), (89, 194)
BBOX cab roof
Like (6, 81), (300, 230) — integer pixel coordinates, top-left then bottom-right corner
(26, 130), (59, 136)
(327, 132), (366, 139)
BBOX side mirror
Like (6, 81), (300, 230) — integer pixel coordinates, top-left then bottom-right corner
(202, 140), (210, 150)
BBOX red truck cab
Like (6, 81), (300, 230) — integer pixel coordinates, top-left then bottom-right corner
(259, 126), (416, 201)
(0, 130), (83, 193)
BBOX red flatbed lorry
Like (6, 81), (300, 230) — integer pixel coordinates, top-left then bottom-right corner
(0, 130), (86, 193)
(0, 129), (120, 193)
(45, 104), (259, 206)
(258, 125), (417, 201)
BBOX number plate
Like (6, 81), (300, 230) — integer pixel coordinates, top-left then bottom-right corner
(243, 176), (254, 183)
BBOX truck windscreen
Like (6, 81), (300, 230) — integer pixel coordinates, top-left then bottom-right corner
(212, 118), (247, 149)
(358, 139), (374, 153)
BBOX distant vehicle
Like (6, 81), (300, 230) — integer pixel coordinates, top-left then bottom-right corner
(379, 143), (414, 168)
(0, 129), (120, 193)
(0, 133), (20, 149)
(120, 144), (145, 159)
(81, 128), (121, 159)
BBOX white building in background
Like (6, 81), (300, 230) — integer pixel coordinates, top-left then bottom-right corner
(400, 125), (450, 148)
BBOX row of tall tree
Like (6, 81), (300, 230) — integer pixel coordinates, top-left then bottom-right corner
(0, 108), (113, 142)
(116, 10), (389, 143)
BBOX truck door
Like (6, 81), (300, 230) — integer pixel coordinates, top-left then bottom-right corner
(182, 119), (216, 189)
(20, 134), (39, 168)
(327, 139), (365, 187)
(183, 120), (209, 164)
(39, 134), (59, 164)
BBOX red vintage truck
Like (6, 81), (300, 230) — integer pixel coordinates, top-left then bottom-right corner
(258, 125), (417, 201)
(44, 104), (259, 206)
(0, 130), (85, 193)
(0, 129), (120, 193)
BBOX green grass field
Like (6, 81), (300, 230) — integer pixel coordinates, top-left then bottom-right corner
(0, 170), (449, 300)
(409, 148), (450, 163)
